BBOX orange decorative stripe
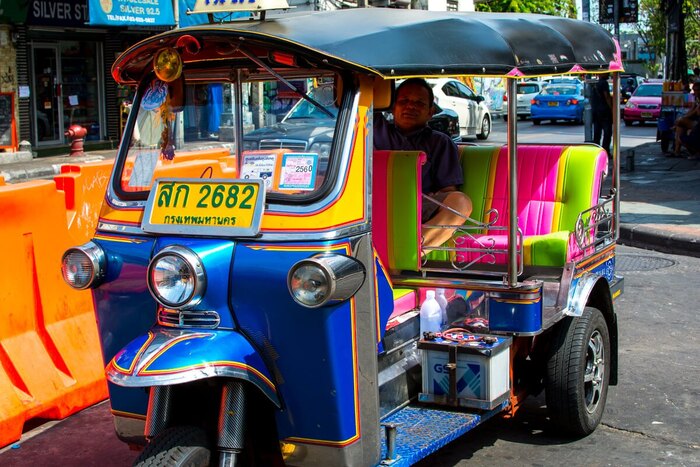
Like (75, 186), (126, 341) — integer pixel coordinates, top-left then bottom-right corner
(110, 331), (156, 375)
(139, 360), (276, 392)
(94, 233), (148, 243)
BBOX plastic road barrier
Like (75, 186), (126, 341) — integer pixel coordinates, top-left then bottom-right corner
(0, 161), (112, 448)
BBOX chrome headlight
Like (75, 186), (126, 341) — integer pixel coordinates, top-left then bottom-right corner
(147, 246), (206, 309)
(288, 254), (365, 308)
(61, 241), (106, 290)
(309, 142), (331, 158)
(625, 102), (636, 109)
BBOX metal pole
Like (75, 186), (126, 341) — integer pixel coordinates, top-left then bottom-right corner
(611, 72), (620, 241)
(613, 0), (619, 40)
(506, 78), (518, 287)
(235, 69), (244, 161)
(173, 0), (179, 28)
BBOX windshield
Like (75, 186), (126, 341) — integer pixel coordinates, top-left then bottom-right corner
(118, 75), (340, 199)
(518, 84), (540, 94)
(634, 84), (662, 97)
(542, 85), (578, 96)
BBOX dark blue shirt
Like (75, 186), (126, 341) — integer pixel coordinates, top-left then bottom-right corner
(374, 114), (463, 194)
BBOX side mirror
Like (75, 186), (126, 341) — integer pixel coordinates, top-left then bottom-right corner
(476, 95), (485, 103)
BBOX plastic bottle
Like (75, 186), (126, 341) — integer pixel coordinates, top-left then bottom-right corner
(420, 290), (443, 336)
(435, 288), (448, 326)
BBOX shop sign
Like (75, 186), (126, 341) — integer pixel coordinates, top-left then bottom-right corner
(88, 0), (175, 26)
(28, 0), (89, 27)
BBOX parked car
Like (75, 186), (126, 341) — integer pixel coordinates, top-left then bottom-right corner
(530, 82), (586, 125)
(503, 81), (546, 121)
(426, 78), (491, 140)
(242, 84), (462, 169)
(623, 81), (663, 126)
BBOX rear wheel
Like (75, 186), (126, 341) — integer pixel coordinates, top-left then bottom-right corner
(134, 426), (211, 467)
(477, 115), (491, 140)
(545, 307), (610, 437)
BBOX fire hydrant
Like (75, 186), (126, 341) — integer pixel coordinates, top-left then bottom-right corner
(65, 124), (87, 157)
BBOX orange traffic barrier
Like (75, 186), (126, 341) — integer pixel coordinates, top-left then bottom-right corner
(0, 161), (112, 448)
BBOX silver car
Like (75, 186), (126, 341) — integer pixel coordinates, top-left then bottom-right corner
(504, 81), (546, 121)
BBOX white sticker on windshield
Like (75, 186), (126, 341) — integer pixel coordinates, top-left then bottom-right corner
(279, 153), (318, 191)
(241, 153), (277, 191)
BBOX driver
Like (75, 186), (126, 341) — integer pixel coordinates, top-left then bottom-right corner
(374, 78), (472, 250)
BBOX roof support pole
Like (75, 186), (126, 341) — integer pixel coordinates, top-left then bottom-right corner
(611, 72), (620, 241)
(506, 77), (518, 287)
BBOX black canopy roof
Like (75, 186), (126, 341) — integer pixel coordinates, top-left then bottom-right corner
(113, 9), (621, 84)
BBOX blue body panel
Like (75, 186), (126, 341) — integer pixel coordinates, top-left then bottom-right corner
(375, 254), (395, 353)
(108, 327), (280, 405)
(488, 298), (542, 333)
(93, 234), (157, 417)
(230, 241), (363, 446)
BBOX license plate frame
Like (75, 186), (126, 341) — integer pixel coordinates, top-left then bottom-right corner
(548, 101), (559, 107)
(641, 112), (653, 118)
(142, 178), (265, 237)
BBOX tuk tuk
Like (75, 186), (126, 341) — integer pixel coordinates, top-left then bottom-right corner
(61, 3), (624, 466)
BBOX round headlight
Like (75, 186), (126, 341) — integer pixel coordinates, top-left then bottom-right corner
(61, 241), (105, 290)
(289, 262), (331, 308)
(153, 47), (182, 83)
(288, 254), (365, 308)
(148, 246), (205, 309)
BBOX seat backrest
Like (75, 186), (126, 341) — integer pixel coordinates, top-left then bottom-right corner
(459, 144), (607, 235)
(372, 150), (425, 271)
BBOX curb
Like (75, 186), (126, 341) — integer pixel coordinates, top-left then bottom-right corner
(619, 224), (700, 258)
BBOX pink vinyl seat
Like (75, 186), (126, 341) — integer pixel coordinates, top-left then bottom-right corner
(453, 144), (608, 266)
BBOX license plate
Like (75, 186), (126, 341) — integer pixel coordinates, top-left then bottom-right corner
(548, 101), (558, 107)
(142, 179), (265, 237)
(641, 112), (652, 118)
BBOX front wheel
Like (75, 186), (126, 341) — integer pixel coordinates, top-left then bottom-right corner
(477, 115), (491, 140)
(545, 307), (610, 437)
(134, 426), (211, 467)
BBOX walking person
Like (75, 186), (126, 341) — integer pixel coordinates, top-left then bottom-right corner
(590, 73), (613, 156)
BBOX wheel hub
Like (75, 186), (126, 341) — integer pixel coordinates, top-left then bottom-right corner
(584, 330), (605, 413)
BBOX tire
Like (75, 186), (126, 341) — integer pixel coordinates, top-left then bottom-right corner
(476, 115), (491, 140)
(624, 119), (632, 126)
(545, 307), (610, 437)
(502, 114), (508, 122)
(532, 119), (541, 125)
(134, 426), (211, 467)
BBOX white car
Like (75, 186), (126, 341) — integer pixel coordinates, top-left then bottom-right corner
(426, 78), (491, 140)
(503, 81), (547, 121)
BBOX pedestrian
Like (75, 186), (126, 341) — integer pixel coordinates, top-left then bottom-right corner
(374, 78), (472, 250)
(590, 73), (613, 156)
(673, 80), (700, 159)
(693, 67), (700, 84)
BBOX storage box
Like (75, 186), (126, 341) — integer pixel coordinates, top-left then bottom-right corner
(419, 334), (511, 410)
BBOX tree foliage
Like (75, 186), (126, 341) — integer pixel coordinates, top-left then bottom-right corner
(635, 0), (700, 73)
(476, 0), (577, 18)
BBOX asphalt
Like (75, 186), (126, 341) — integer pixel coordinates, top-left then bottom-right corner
(1, 141), (699, 258)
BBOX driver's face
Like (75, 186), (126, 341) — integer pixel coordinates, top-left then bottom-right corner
(393, 83), (434, 133)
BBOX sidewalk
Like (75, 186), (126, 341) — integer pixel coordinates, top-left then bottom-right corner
(1, 141), (699, 257)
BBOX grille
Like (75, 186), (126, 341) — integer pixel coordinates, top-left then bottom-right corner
(158, 308), (221, 329)
(259, 139), (307, 151)
(638, 104), (658, 110)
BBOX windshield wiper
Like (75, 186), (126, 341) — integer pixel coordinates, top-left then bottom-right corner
(238, 46), (335, 119)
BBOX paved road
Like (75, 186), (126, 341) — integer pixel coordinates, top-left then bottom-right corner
(485, 116), (657, 149)
(2, 245), (698, 466)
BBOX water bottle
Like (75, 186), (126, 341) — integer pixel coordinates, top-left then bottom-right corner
(435, 288), (448, 326)
(420, 290), (443, 336)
